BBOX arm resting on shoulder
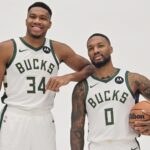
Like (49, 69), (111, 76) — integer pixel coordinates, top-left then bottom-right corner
(46, 41), (94, 91)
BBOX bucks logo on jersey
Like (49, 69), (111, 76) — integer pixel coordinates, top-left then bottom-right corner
(88, 90), (129, 108)
(15, 58), (55, 74)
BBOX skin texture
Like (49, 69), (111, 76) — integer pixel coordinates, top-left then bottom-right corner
(0, 6), (94, 92)
(70, 35), (150, 150)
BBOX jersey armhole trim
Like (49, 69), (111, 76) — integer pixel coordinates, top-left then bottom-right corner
(125, 71), (135, 98)
(0, 105), (7, 130)
(6, 39), (17, 68)
(49, 40), (59, 69)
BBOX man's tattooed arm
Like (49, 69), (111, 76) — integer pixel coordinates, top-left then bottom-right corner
(128, 72), (150, 100)
(70, 81), (86, 150)
(128, 72), (150, 135)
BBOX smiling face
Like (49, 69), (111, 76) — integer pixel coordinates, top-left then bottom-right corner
(26, 7), (51, 39)
(87, 35), (113, 68)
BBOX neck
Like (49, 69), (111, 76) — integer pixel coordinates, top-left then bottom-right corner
(23, 35), (45, 48)
(94, 61), (117, 79)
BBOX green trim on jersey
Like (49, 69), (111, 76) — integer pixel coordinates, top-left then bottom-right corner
(20, 37), (46, 51)
(1, 92), (7, 104)
(7, 39), (17, 68)
(135, 137), (141, 149)
(125, 71), (135, 98)
(0, 105), (7, 130)
(91, 68), (120, 83)
(49, 40), (59, 69)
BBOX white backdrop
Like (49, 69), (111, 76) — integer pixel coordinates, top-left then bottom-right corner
(0, 0), (149, 150)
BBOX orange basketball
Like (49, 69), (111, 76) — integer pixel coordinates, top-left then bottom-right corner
(129, 101), (150, 125)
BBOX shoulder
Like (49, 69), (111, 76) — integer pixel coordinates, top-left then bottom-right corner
(51, 40), (72, 50)
(73, 80), (87, 94)
(51, 40), (76, 62)
(0, 39), (14, 49)
(0, 39), (14, 63)
(128, 71), (147, 81)
(127, 71), (149, 91)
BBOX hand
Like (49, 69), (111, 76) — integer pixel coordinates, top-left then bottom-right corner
(133, 110), (150, 135)
(46, 74), (72, 92)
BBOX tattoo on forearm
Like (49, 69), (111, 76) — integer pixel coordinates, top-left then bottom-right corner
(71, 81), (86, 150)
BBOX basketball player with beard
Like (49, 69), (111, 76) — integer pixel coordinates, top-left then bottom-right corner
(70, 33), (150, 150)
(0, 2), (94, 150)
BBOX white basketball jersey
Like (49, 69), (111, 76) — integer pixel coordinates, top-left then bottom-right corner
(85, 69), (139, 143)
(3, 37), (59, 110)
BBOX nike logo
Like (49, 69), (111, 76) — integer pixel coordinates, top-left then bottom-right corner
(131, 147), (138, 150)
(19, 49), (29, 52)
(90, 83), (98, 88)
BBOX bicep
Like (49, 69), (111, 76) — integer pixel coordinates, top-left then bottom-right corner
(139, 76), (150, 99)
(53, 41), (90, 71)
(0, 51), (6, 89)
(129, 72), (150, 99)
(0, 40), (13, 89)
(62, 46), (90, 71)
(71, 82), (86, 127)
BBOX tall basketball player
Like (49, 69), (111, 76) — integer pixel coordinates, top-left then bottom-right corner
(70, 33), (150, 150)
(0, 2), (94, 150)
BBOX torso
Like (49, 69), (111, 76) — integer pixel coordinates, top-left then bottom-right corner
(84, 69), (139, 143)
(3, 37), (59, 110)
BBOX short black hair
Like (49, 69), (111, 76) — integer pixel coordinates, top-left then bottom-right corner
(28, 2), (52, 17)
(87, 33), (111, 45)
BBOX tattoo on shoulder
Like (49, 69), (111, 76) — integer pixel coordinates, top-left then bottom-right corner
(129, 72), (150, 99)
(72, 81), (86, 101)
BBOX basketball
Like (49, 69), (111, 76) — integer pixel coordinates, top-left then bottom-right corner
(129, 101), (150, 125)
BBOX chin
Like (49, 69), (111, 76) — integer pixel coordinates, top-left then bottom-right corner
(92, 56), (111, 68)
(31, 34), (43, 39)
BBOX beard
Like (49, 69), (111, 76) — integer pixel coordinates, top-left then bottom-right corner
(30, 34), (42, 39)
(91, 56), (111, 68)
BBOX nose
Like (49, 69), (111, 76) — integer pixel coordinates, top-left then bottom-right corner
(33, 17), (41, 24)
(93, 47), (99, 54)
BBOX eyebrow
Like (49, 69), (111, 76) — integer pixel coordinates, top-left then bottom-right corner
(87, 42), (104, 47)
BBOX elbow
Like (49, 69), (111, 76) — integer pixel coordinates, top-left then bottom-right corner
(87, 64), (95, 75)
(83, 64), (95, 77)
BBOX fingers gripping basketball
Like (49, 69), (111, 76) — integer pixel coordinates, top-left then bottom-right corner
(129, 101), (150, 134)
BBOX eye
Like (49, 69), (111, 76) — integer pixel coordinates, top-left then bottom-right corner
(88, 47), (94, 52)
(98, 44), (104, 48)
(40, 16), (49, 21)
(29, 15), (36, 19)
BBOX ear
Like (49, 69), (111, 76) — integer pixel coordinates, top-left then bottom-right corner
(48, 21), (52, 29)
(110, 46), (113, 54)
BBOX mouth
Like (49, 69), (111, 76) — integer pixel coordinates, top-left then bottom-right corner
(94, 54), (103, 61)
(32, 26), (42, 32)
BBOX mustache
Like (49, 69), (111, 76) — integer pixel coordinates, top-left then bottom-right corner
(94, 52), (103, 57)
